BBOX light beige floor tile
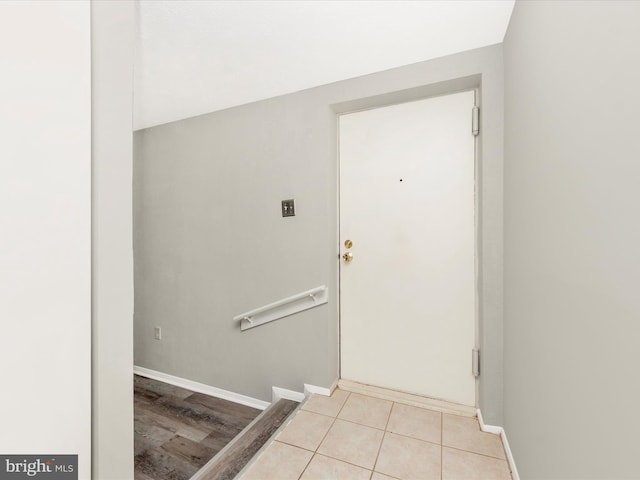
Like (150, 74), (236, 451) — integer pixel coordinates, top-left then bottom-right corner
(300, 454), (372, 480)
(442, 414), (506, 459)
(240, 441), (313, 480)
(442, 447), (512, 480)
(302, 389), (350, 417)
(317, 419), (384, 470)
(276, 410), (335, 451)
(375, 432), (441, 480)
(386, 403), (441, 445)
(338, 393), (393, 430)
(371, 472), (400, 480)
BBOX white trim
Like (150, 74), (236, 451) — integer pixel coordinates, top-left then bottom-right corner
(303, 382), (334, 397)
(500, 430), (519, 480)
(134, 366), (270, 410)
(271, 386), (305, 403)
(477, 408), (520, 480)
(476, 408), (502, 435)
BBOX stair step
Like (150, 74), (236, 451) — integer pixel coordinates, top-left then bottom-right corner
(191, 398), (299, 480)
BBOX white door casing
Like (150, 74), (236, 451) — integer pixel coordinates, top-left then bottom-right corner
(339, 91), (477, 406)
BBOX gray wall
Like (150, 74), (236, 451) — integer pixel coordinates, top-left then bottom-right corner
(91, 1), (135, 478)
(134, 44), (505, 422)
(503, 1), (640, 477)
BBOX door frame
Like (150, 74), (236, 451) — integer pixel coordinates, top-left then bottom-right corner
(334, 86), (481, 407)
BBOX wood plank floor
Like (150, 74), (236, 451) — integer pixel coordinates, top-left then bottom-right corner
(134, 374), (262, 480)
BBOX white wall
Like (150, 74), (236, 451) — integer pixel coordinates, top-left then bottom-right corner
(91, 1), (135, 478)
(0, 1), (91, 477)
(504, 1), (640, 477)
(135, 1), (514, 129)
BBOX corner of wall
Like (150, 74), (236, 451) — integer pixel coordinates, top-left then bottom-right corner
(91, 1), (135, 478)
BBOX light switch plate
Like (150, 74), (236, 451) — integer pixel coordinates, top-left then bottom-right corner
(282, 199), (295, 217)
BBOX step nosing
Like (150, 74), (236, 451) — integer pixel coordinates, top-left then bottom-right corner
(191, 398), (300, 480)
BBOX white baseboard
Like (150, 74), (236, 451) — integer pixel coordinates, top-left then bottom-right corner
(271, 381), (338, 402)
(272, 386), (305, 403)
(134, 366), (270, 410)
(303, 381), (335, 397)
(477, 408), (520, 480)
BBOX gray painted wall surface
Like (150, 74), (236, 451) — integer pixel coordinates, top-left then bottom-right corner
(503, 1), (640, 477)
(134, 45), (505, 422)
(91, 1), (135, 478)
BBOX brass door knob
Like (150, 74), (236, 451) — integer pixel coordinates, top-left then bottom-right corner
(342, 252), (354, 262)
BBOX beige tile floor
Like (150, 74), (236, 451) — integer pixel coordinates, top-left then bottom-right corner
(239, 388), (512, 480)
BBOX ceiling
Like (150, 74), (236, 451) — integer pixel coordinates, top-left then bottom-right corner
(135, 0), (515, 130)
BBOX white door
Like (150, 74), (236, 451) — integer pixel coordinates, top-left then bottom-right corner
(339, 91), (476, 406)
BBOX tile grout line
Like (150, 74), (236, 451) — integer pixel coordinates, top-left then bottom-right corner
(302, 391), (507, 478)
(442, 444), (510, 461)
(308, 393), (494, 456)
(291, 390), (509, 480)
(330, 415), (444, 447)
(441, 412), (508, 461)
(296, 391), (351, 480)
(339, 392), (392, 475)
(370, 400), (394, 476)
(293, 444), (315, 480)
(300, 409), (449, 447)
(336, 391), (352, 417)
(332, 415), (389, 432)
(309, 391), (387, 476)
(310, 453), (376, 477)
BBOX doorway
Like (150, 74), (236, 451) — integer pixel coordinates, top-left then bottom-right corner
(339, 90), (477, 407)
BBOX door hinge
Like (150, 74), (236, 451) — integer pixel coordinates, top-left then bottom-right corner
(472, 349), (480, 377)
(472, 106), (480, 136)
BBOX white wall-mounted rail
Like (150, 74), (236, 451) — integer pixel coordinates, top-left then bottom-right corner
(235, 285), (328, 331)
